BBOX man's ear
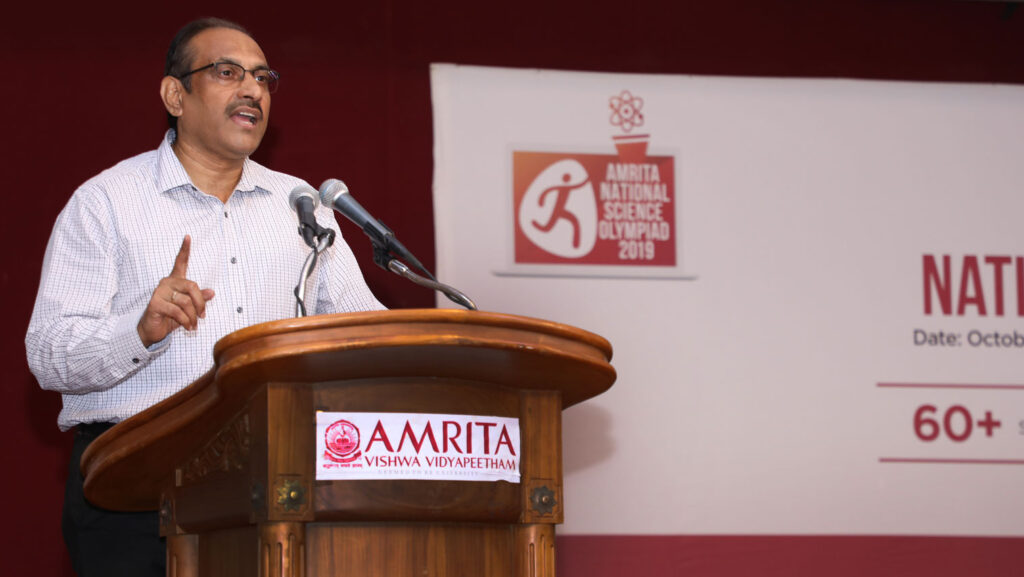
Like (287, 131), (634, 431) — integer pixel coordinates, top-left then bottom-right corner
(160, 76), (184, 118)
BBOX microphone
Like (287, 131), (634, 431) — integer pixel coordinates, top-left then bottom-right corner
(319, 178), (477, 310)
(319, 178), (418, 269)
(289, 184), (320, 248)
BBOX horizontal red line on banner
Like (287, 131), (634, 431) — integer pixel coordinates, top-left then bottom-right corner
(876, 382), (1024, 390)
(556, 535), (1024, 577)
(879, 457), (1024, 465)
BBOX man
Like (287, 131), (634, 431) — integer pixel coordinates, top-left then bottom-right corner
(25, 18), (384, 576)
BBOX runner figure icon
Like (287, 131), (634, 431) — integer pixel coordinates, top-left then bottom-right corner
(531, 172), (591, 249)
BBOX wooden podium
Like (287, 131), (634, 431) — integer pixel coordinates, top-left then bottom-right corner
(81, 309), (615, 577)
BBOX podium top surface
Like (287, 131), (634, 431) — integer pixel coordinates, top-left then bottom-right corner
(81, 309), (615, 511)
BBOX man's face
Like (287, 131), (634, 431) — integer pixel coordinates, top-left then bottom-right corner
(176, 27), (271, 161)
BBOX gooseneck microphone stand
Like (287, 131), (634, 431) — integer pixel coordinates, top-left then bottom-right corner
(365, 234), (477, 311)
(293, 225), (336, 317)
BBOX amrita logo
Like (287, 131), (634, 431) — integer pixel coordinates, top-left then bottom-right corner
(517, 159), (598, 258)
(324, 419), (361, 464)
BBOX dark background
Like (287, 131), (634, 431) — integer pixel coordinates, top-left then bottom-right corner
(2, 1), (1021, 574)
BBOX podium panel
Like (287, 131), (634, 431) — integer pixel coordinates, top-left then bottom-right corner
(82, 310), (615, 576)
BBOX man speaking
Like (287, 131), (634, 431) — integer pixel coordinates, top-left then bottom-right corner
(25, 17), (383, 576)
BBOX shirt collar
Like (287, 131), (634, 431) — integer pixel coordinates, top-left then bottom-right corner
(155, 129), (271, 197)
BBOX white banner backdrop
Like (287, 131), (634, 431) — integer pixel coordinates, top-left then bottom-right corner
(430, 64), (1024, 536)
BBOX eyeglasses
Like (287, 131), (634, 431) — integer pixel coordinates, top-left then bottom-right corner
(177, 61), (280, 94)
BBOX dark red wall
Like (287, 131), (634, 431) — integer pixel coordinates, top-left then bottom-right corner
(2, 1), (1021, 574)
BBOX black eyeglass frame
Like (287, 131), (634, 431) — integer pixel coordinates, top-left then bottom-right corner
(176, 61), (280, 93)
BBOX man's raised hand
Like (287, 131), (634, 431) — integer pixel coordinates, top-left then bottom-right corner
(137, 235), (216, 348)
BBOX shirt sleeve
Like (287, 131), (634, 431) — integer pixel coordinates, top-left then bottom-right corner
(25, 185), (169, 394)
(312, 206), (387, 314)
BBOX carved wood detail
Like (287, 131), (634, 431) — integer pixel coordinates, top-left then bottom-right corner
(260, 522), (306, 577)
(167, 533), (198, 577)
(180, 413), (251, 485)
(516, 524), (556, 577)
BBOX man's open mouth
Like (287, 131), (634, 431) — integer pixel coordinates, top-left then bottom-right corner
(234, 111), (258, 125)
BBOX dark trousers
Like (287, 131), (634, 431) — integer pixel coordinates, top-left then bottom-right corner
(63, 424), (166, 577)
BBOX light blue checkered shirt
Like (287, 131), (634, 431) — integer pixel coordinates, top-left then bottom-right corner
(27, 131), (385, 430)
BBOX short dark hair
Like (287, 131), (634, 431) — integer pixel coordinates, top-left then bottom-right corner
(165, 17), (252, 130)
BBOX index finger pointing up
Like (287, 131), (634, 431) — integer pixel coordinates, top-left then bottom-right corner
(171, 235), (192, 278)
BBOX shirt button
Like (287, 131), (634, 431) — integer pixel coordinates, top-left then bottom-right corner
(236, 307), (243, 313)
(224, 211), (229, 218)
(230, 257), (237, 264)
(131, 358), (140, 364)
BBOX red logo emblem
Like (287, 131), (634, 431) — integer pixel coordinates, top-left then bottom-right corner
(512, 90), (675, 267)
(324, 419), (361, 463)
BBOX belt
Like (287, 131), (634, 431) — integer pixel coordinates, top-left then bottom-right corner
(77, 422), (116, 438)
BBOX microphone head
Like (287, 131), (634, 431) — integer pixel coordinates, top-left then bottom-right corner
(289, 184), (320, 210)
(319, 178), (350, 207)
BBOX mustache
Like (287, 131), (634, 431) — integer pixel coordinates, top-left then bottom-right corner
(227, 99), (263, 117)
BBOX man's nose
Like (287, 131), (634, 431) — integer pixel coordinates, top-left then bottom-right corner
(237, 71), (264, 100)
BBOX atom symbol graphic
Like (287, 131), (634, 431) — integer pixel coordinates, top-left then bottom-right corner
(609, 90), (645, 133)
